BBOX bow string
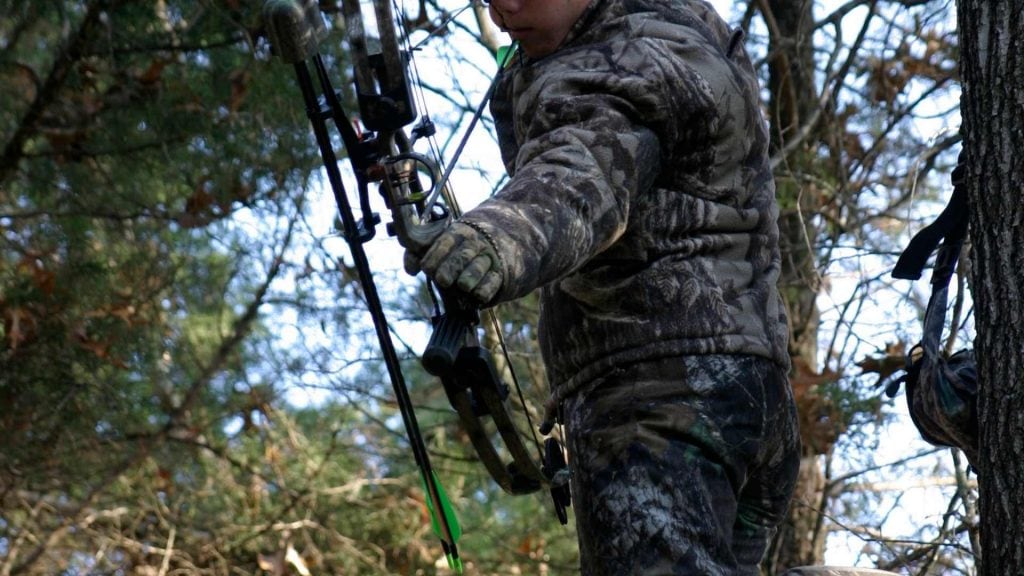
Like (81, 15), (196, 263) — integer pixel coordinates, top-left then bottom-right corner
(262, 0), (570, 568)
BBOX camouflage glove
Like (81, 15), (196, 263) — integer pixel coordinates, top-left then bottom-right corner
(417, 221), (504, 304)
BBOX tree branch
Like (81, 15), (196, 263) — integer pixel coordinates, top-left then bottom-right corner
(0, 1), (110, 186)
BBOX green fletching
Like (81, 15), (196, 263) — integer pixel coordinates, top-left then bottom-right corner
(421, 470), (462, 572)
(497, 45), (512, 66)
(450, 554), (464, 573)
(496, 43), (518, 69)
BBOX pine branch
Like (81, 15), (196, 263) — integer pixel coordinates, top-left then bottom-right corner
(0, 1), (111, 186)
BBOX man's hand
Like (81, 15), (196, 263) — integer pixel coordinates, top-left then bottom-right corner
(408, 221), (504, 304)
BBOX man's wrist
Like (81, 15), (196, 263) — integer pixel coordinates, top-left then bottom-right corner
(458, 219), (506, 280)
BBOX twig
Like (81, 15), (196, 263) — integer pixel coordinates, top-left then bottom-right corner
(156, 526), (176, 576)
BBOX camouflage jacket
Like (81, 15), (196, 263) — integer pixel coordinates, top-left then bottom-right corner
(462, 0), (790, 399)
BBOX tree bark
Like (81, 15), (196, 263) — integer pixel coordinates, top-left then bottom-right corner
(760, 0), (830, 571)
(957, 1), (1024, 573)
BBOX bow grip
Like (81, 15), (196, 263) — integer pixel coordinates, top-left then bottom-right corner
(422, 312), (471, 376)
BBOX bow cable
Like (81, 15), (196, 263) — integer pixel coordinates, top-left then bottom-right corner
(410, 3), (477, 52)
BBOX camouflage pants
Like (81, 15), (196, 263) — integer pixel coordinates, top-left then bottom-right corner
(562, 355), (800, 576)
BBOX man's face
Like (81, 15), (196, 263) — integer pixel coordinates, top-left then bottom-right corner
(487, 0), (591, 58)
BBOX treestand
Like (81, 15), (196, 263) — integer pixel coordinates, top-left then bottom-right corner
(781, 568), (901, 575)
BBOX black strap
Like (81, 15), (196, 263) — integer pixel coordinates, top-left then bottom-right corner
(892, 156), (969, 281)
(893, 152), (970, 357)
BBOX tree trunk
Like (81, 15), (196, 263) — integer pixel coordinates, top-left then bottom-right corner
(760, 0), (830, 571)
(957, 1), (1024, 573)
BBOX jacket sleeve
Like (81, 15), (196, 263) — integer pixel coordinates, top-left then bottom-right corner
(463, 36), (720, 302)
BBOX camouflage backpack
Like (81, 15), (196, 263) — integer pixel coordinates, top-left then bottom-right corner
(888, 154), (979, 466)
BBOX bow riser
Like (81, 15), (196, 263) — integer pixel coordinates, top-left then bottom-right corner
(378, 148), (452, 253)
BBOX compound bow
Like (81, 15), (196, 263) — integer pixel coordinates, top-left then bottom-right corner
(262, 0), (570, 569)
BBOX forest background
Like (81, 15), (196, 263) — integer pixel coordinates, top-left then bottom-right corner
(0, 0), (992, 575)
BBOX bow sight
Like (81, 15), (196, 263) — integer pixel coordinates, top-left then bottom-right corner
(263, 0), (571, 566)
